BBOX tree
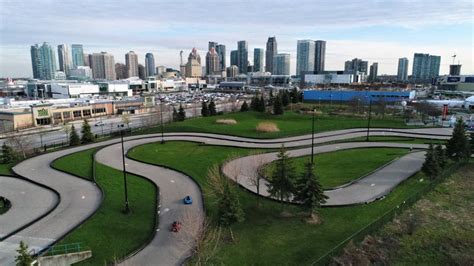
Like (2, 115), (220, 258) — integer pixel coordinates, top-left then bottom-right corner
(281, 90), (290, 107)
(446, 118), (471, 161)
(121, 113), (131, 129)
(250, 95), (259, 111)
(178, 104), (186, 121)
(172, 107), (179, 122)
(81, 119), (94, 144)
(257, 95), (266, 112)
(201, 101), (209, 117)
(268, 145), (296, 206)
(294, 162), (328, 220)
(6, 132), (33, 159)
(421, 144), (440, 180)
(15, 241), (33, 266)
(69, 124), (80, 146)
(1, 143), (16, 164)
(435, 144), (447, 169)
(290, 87), (299, 103)
(273, 95), (284, 115)
(240, 101), (249, 112)
(208, 100), (217, 116)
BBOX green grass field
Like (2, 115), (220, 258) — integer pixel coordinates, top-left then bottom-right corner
(137, 111), (415, 139)
(51, 149), (156, 265)
(128, 141), (434, 264)
(263, 148), (409, 188)
(0, 163), (14, 176)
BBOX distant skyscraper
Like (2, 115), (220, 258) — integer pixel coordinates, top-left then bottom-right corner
(412, 53), (441, 81)
(208, 41), (218, 51)
(138, 64), (146, 79)
(265, 37), (277, 73)
(206, 48), (219, 75)
(31, 42), (57, 80)
(449, 64), (461, 75)
(314, 40), (326, 73)
(345, 58), (368, 75)
(71, 44), (84, 67)
(237, 40), (248, 74)
(90, 52), (115, 80)
(369, 63), (378, 82)
(215, 44), (226, 71)
(253, 48), (264, 72)
(115, 63), (127, 80)
(30, 44), (42, 79)
(145, 53), (155, 77)
(397, 58), (409, 81)
(230, 50), (238, 67)
(83, 53), (90, 67)
(296, 40), (315, 76)
(273, 53), (290, 75)
(226, 65), (239, 78)
(125, 51), (139, 78)
(57, 44), (70, 77)
(185, 48), (202, 78)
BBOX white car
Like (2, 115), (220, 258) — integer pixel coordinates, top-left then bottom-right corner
(94, 121), (105, 127)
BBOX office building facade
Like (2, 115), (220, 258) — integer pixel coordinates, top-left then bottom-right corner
(30, 44), (42, 79)
(369, 63), (378, 82)
(216, 44), (226, 71)
(57, 44), (71, 77)
(30, 42), (57, 80)
(314, 40), (326, 73)
(397, 57), (409, 81)
(125, 51), (139, 78)
(145, 53), (155, 77)
(344, 58), (368, 75)
(71, 44), (84, 67)
(254, 48), (264, 72)
(206, 48), (219, 75)
(265, 37), (277, 73)
(296, 40), (315, 76)
(230, 50), (238, 67)
(273, 53), (290, 75)
(412, 53), (441, 82)
(237, 40), (248, 74)
(91, 52), (116, 80)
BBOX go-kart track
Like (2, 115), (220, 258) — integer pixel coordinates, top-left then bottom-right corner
(0, 127), (452, 265)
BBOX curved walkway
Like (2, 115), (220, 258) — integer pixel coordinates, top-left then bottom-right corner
(0, 127), (451, 265)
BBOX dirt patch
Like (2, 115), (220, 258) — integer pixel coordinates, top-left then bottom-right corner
(215, 119), (238, 125)
(256, 122), (280, 133)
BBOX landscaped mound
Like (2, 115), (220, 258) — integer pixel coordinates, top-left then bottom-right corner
(256, 122), (280, 133)
(216, 119), (238, 125)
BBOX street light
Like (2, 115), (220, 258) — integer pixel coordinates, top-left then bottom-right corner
(118, 124), (130, 213)
(160, 100), (165, 144)
(311, 108), (316, 164)
(366, 97), (372, 142)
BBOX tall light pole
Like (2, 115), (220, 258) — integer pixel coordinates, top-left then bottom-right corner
(366, 97), (372, 142)
(118, 124), (130, 213)
(160, 100), (165, 144)
(311, 108), (316, 164)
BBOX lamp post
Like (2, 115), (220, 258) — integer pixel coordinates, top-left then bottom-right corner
(160, 100), (165, 144)
(311, 108), (316, 164)
(366, 97), (372, 142)
(118, 124), (130, 213)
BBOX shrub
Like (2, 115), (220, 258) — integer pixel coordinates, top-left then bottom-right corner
(216, 119), (238, 125)
(256, 122), (279, 133)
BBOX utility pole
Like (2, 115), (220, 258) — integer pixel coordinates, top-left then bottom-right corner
(366, 97), (372, 141)
(118, 124), (130, 213)
(311, 108), (316, 164)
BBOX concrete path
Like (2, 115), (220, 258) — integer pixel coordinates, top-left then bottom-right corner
(0, 176), (58, 240)
(222, 142), (427, 206)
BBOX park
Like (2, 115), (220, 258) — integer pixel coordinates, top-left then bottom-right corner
(0, 96), (473, 265)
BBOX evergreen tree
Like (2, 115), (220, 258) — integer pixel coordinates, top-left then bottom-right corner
(178, 104), (186, 121)
(435, 144), (447, 169)
(446, 118), (471, 161)
(471, 132), (474, 155)
(422, 144), (441, 180)
(208, 100), (217, 116)
(1, 143), (16, 164)
(15, 241), (33, 266)
(250, 95), (259, 111)
(218, 184), (244, 226)
(268, 145), (296, 205)
(257, 95), (266, 112)
(172, 107), (179, 122)
(281, 90), (290, 107)
(69, 124), (80, 146)
(201, 101), (209, 117)
(81, 119), (94, 144)
(268, 89), (275, 106)
(273, 95), (284, 115)
(290, 87), (299, 103)
(240, 100), (249, 112)
(294, 162), (328, 218)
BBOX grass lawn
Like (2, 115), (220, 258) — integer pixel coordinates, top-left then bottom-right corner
(335, 163), (474, 265)
(137, 111), (415, 139)
(262, 148), (409, 188)
(0, 163), (14, 176)
(51, 149), (156, 265)
(0, 199), (10, 215)
(346, 135), (447, 145)
(128, 141), (435, 264)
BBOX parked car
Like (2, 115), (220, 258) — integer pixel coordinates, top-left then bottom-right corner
(183, 195), (193, 204)
(94, 121), (105, 127)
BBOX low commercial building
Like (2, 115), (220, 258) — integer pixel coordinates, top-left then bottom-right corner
(303, 90), (415, 104)
(51, 83), (100, 99)
(436, 75), (474, 91)
(303, 71), (366, 85)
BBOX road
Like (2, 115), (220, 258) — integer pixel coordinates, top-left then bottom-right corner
(0, 127), (451, 265)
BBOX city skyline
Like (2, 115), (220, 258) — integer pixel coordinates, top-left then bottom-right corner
(0, 0), (472, 78)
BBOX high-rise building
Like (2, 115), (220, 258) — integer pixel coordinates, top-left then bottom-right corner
(125, 51), (139, 78)
(230, 50), (238, 67)
(397, 58), (409, 81)
(83, 53), (90, 67)
(273, 53), (290, 75)
(185, 48), (202, 78)
(90, 52), (116, 80)
(71, 44), (84, 67)
(215, 44), (226, 71)
(145, 53), (155, 77)
(30, 42), (57, 80)
(314, 40), (326, 73)
(369, 62), (378, 82)
(226, 65), (239, 78)
(208, 41), (218, 51)
(30, 44), (42, 79)
(449, 64), (462, 75)
(253, 48), (264, 72)
(265, 37), (277, 73)
(206, 48), (219, 75)
(296, 40), (315, 76)
(237, 40), (248, 74)
(115, 63), (127, 80)
(57, 44), (70, 77)
(412, 53), (441, 81)
(138, 64), (146, 79)
(344, 58), (368, 75)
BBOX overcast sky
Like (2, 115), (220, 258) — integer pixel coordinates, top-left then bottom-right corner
(0, 0), (472, 78)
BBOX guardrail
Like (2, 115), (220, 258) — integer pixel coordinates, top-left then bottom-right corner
(42, 242), (82, 256)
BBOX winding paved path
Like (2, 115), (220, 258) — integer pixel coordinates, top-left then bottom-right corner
(0, 127), (451, 265)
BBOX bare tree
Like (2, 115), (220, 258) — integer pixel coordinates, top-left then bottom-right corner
(121, 113), (131, 128)
(249, 151), (268, 207)
(6, 132), (33, 159)
(63, 124), (71, 142)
